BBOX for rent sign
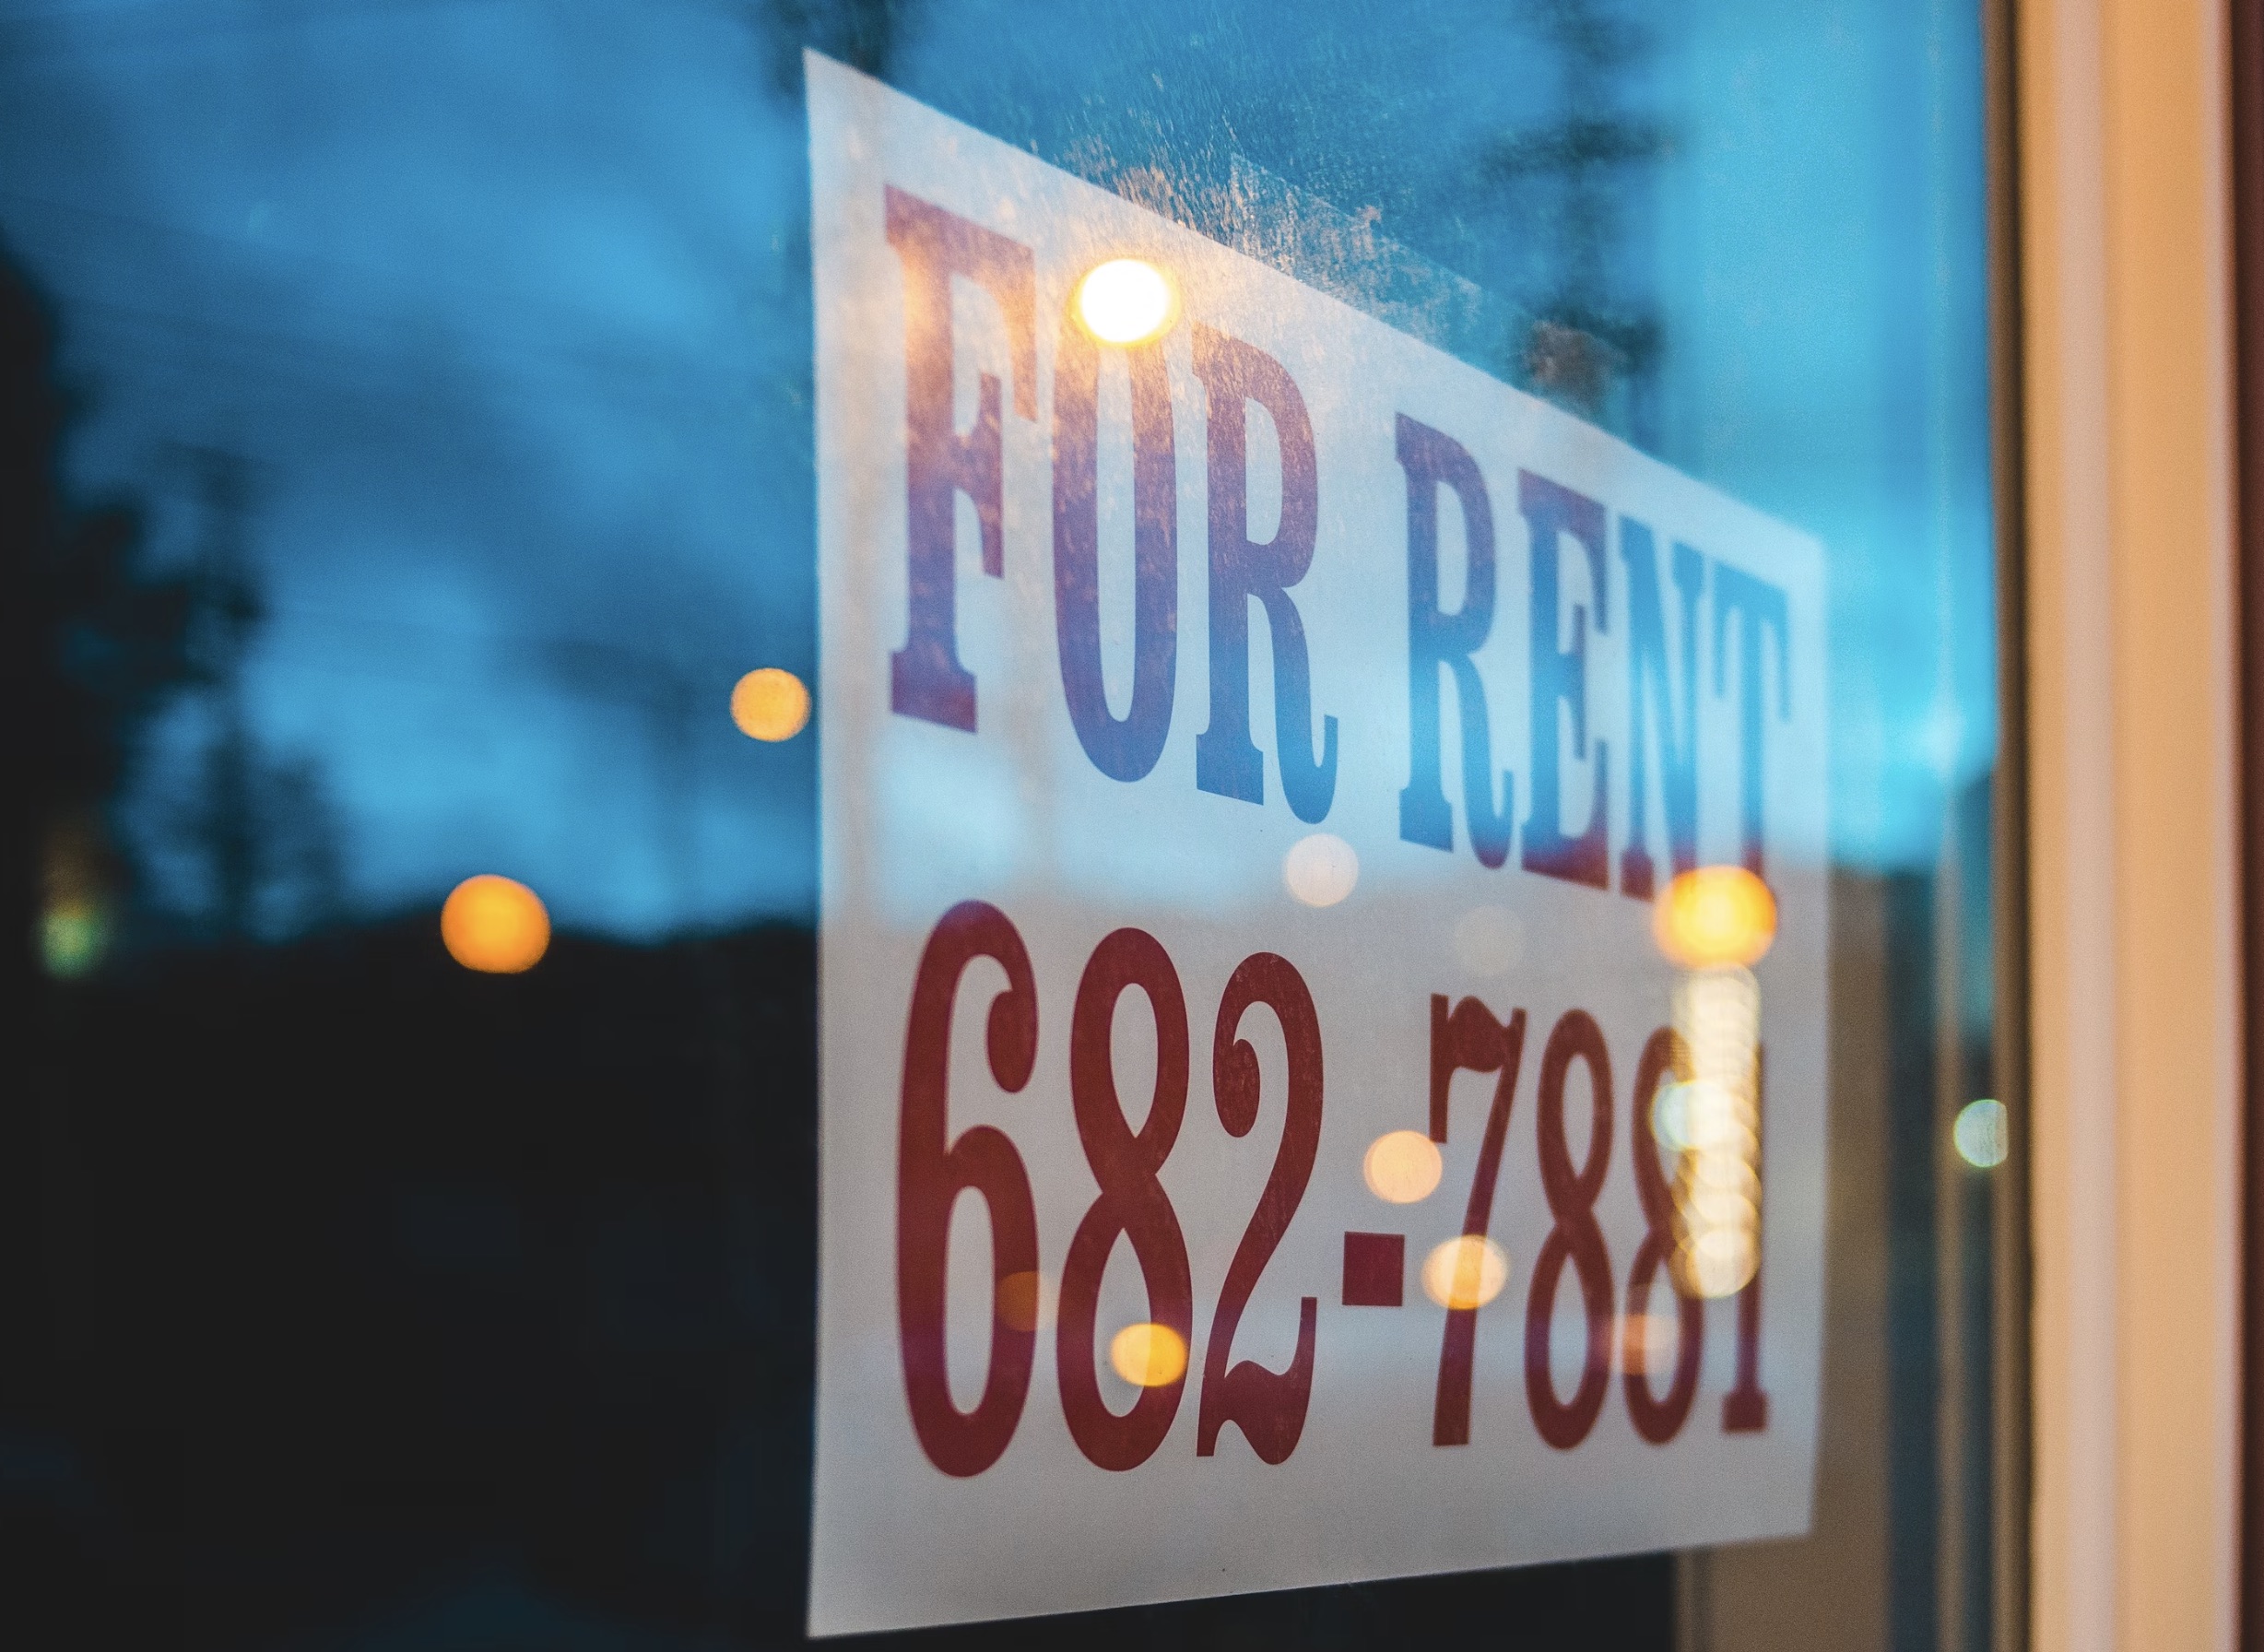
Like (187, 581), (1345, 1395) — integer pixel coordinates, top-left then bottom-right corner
(808, 52), (1828, 1635)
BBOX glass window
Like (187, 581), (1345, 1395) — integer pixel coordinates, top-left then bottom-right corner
(0, 2), (2006, 1646)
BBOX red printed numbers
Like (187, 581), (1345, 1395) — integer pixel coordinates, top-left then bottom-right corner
(896, 902), (1042, 1478)
(893, 903), (1770, 1480)
(1057, 929), (1194, 1470)
(897, 907), (1324, 1477)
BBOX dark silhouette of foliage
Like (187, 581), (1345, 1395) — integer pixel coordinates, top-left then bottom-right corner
(1481, 0), (1669, 431)
(0, 241), (214, 982)
(755, 0), (919, 89)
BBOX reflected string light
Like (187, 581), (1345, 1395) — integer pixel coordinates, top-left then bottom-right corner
(1421, 1234), (1510, 1311)
(1283, 832), (1359, 907)
(1650, 1080), (1694, 1152)
(441, 874), (551, 974)
(1076, 257), (1175, 345)
(1651, 865), (1774, 1301)
(1667, 962), (1762, 1299)
(1654, 866), (1777, 970)
(1953, 1098), (2010, 1169)
(731, 667), (811, 741)
(1108, 1321), (1187, 1387)
(1363, 1129), (1444, 1204)
(996, 1269), (1058, 1334)
(1673, 977), (1760, 1294)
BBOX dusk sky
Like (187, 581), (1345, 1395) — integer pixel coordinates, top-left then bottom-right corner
(0, 0), (1991, 940)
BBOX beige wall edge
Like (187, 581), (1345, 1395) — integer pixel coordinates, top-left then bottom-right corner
(2016, 0), (2243, 1648)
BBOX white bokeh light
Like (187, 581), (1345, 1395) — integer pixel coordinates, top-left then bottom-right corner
(1952, 1098), (2009, 1169)
(1283, 832), (1359, 907)
(1076, 257), (1174, 344)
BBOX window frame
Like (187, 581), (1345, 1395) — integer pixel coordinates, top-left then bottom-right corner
(2013, 2), (2244, 1648)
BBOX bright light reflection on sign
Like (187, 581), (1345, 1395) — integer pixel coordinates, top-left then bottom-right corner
(1654, 866), (1778, 970)
(1076, 257), (1174, 345)
(1362, 1129), (1443, 1203)
(1108, 1321), (1187, 1387)
(1421, 1234), (1510, 1311)
(1283, 832), (1358, 906)
(1669, 966), (1762, 1299)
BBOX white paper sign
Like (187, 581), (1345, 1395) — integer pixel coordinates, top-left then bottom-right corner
(808, 52), (1827, 1637)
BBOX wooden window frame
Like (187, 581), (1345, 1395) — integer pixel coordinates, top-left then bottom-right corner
(2014, 2), (2244, 1648)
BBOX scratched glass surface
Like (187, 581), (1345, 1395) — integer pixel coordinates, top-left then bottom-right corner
(0, 3), (2001, 1649)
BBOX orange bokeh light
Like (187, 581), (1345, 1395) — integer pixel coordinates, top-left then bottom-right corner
(1654, 866), (1777, 970)
(731, 667), (810, 741)
(442, 874), (551, 974)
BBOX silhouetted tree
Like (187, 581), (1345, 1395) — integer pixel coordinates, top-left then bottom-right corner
(0, 233), (207, 1649)
(147, 448), (343, 942)
(0, 244), (209, 991)
(755, 0), (918, 89)
(1484, 0), (1669, 437)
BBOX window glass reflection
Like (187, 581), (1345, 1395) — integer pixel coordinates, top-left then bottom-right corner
(0, 2), (2001, 1647)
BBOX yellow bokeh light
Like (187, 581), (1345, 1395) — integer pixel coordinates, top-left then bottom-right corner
(730, 667), (811, 742)
(1655, 866), (1778, 969)
(1076, 258), (1175, 346)
(441, 875), (551, 974)
(1363, 1129), (1444, 1204)
(1678, 1225), (1759, 1300)
(1421, 1235), (1510, 1311)
(1108, 1321), (1187, 1387)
